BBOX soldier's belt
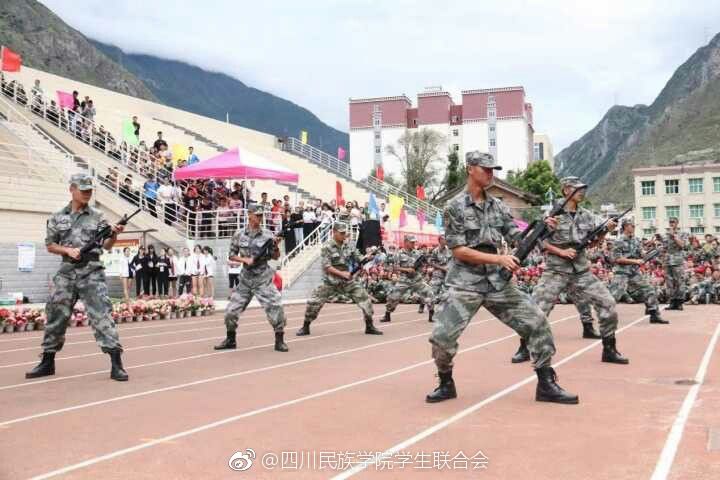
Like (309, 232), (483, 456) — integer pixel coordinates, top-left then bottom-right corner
(63, 253), (100, 264)
(472, 245), (498, 254)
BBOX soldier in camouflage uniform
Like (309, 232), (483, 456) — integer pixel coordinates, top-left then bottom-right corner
(511, 177), (629, 366)
(426, 235), (452, 322)
(609, 219), (668, 323)
(26, 173), (128, 382)
(427, 151), (578, 405)
(384, 245), (398, 268)
(214, 204), (289, 352)
(566, 288), (601, 339)
(297, 222), (383, 336)
(381, 235), (434, 323)
(664, 217), (687, 310)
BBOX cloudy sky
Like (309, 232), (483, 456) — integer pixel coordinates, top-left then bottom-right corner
(42, 0), (718, 152)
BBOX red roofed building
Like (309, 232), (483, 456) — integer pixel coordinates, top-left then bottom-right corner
(348, 86), (535, 181)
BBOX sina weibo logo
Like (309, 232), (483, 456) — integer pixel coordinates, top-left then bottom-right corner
(228, 449), (256, 471)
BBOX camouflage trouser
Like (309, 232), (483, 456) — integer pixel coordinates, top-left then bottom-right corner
(225, 269), (286, 333)
(429, 276), (447, 305)
(386, 279), (433, 313)
(609, 273), (658, 310)
(566, 287), (594, 324)
(533, 270), (618, 338)
(305, 280), (373, 323)
(665, 265), (685, 302)
(43, 267), (122, 353)
(430, 283), (555, 371)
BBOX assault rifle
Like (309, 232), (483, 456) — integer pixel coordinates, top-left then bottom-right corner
(413, 254), (428, 271)
(72, 208), (141, 264)
(349, 246), (380, 278)
(252, 233), (285, 265)
(642, 249), (661, 263)
(575, 206), (632, 252)
(499, 187), (583, 281)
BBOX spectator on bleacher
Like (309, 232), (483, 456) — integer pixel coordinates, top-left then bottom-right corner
(132, 116), (141, 137)
(217, 196), (235, 237)
(302, 205), (317, 244)
(143, 177), (159, 217)
(199, 196), (214, 238)
(68, 90), (80, 132)
(121, 175), (140, 206)
(260, 192), (271, 211)
(82, 100), (96, 123)
(291, 205), (304, 245)
(154, 131), (168, 151)
(319, 202), (334, 227)
(183, 181), (201, 234)
(156, 179), (177, 225)
(47, 100), (60, 126)
(282, 209), (298, 255)
(31, 79), (43, 113)
(187, 146), (200, 165)
(350, 201), (363, 227)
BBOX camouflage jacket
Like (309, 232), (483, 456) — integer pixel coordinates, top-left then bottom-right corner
(611, 234), (644, 276)
(663, 229), (687, 266)
(429, 245), (452, 280)
(320, 239), (363, 286)
(46, 203), (109, 272)
(395, 248), (425, 284)
(444, 189), (523, 293)
(545, 207), (602, 274)
(229, 226), (277, 278)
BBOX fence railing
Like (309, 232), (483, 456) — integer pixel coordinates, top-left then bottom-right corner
(284, 137), (350, 177)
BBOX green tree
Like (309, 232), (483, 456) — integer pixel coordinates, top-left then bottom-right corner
(507, 160), (561, 205)
(444, 150), (467, 193)
(386, 128), (446, 200)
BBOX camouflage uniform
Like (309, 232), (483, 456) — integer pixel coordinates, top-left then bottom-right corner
(43, 203), (122, 353)
(663, 228), (687, 304)
(566, 287), (595, 325)
(609, 234), (659, 310)
(303, 236), (374, 322)
(385, 247), (434, 313)
(532, 206), (619, 338)
(430, 189), (556, 372)
(225, 226), (286, 333)
(429, 244), (452, 305)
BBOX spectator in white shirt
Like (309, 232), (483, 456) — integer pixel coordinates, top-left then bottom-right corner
(202, 246), (217, 299)
(302, 207), (317, 244)
(191, 245), (205, 297)
(156, 179), (177, 226)
(176, 247), (193, 295)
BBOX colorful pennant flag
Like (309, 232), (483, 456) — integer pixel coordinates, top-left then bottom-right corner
(56, 90), (74, 109)
(337, 146), (346, 160)
(435, 211), (443, 230)
(122, 119), (139, 146)
(300, 130), (308, 144)
(0, 46), (22, 72)
(376, 165), (384, 181)
(399, 208), (407, 228)
(335, 181), (344, 207)
(416, 185), (426, 200)
(417, 209), (426, 230)
(171, 144), (187, 165)
(368, 193), (379, 220)
(388, 194), (404, 221)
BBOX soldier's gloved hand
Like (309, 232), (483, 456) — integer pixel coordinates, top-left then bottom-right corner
(543, 217), (559, 230)
(65, 247), (81, 260)
(496, 254), (521, 272)
(112, 224), (125, 235)
(341, 271), (352, 281)
(244, 257), (255, 266)
(607, 220), (618, 231)
(561, 248), (577, 260)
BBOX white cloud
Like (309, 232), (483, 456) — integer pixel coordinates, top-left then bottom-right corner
(40, 0), (720, 152)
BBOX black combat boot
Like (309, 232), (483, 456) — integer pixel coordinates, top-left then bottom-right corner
(582, 322), (601, 339)
(214, 331), (237, 350)
(365, 316), (383, 335)
(511, 339), (530, 363)
(274, 332), (289, 352)
(25, 352), (56, 379)
(380, 311), (391, 323)
(296, 321), (311, 336)
(426, 370), (457, 403)
(428, 307), (434, 323)
(418, 303), (425, 314)
(601, 335), (629, 364)
(649, 309), (669, 324)
(535, 366), (579, 404)
(108, 349), (129, 381)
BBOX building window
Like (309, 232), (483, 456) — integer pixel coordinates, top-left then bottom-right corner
(640, 181), (655, 196)
(665, 206), (680, 219)
(451, 116), (459, 123)
(716, 226), (720, 233)
(689, 204), (704, 218)
(374, 146), (381, 154)
(643, 228), (656, 237)
(714, 203), (720, 218)
(691, 226), (705, 234)
(453, 144), (459, 152)
(373, 118), (380, 127)
(641, 207), (656, 220)
(413, 119), (418, 126)
(689, 178), (704, 193)
(714, 177), (720, 193)
(452, 129), (459, 137)
(489, 139), (496, 147)
(665, 179), (679, 194)
(489, 126), (495, 132)
(374, 132), (380, 140)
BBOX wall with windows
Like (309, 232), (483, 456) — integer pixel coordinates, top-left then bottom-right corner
(633, 164), (720, 237)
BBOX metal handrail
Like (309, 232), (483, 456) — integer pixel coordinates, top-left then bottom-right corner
(279, 218), (334, 272)
(284, 137), (350, 176)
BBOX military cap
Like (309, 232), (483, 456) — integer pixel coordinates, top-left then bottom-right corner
(247, 204), (265, 215)
(621, 217), (635, 227)
(668, 217), (679, 223)
(69, 173), (94, 191)
(560, 176), (588, 189)
(333, 222), (349, 233)
(404, 234), (417, 243)
(465, 150), (502, 170)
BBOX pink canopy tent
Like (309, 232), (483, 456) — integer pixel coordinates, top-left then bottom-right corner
(173, 146), (299, 183)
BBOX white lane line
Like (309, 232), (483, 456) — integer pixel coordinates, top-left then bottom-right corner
(26, 314), (578, 479)
(0, 317), (492, 428)
(650, 320), (720, 480)
(332, 313), (651, 479)
(0, 307), (376, 368)
(0, 310), (422, 391)
(0, 304), (352, 346)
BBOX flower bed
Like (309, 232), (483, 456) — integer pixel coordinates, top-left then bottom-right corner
(0, 297), (215, 334)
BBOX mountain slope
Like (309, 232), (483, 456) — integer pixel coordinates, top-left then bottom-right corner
(556, 32), (720, 203)
(0, 0), (154, 100)
(92, 41), (349, 158)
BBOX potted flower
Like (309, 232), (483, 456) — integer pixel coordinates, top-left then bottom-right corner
(13, 315), (27, 332)
(0, 308), (14, 333)
(73, 302), (88, 327)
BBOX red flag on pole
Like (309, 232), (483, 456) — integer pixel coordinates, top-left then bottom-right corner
(399, 208), (407, 227)
(376, 165), (384, 181)
(415, 185), (426, 200)
(337, 146), (346, 160)
(335, 181), (344, 206)
(0, 46), (22, 72)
